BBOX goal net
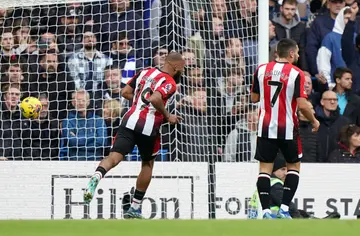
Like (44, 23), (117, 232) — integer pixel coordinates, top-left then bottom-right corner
(0, 0), (261, 220)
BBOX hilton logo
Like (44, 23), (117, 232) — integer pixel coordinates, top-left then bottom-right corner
(51, 175), (195, 219)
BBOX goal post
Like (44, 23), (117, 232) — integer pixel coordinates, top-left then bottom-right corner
(0, 0), (264, 219)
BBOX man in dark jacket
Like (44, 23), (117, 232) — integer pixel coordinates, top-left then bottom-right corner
(24, 94), (60, 160)
(0, 84), (31, 160)
(316, 90), (351, 162)
(332, 67), (360, 125)
(29, 50), (74, 120)
(272, 0), (308, 71)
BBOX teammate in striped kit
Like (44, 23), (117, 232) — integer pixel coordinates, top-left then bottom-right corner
(250, 39), (320, 219)
(84, 52), (185, 219)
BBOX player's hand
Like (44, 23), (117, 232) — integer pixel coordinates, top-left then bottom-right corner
(167, 114), (183, 125)
(311, 119), (320, 132)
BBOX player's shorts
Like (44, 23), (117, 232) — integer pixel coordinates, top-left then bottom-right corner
(254, 136), (302, 163)
(110, 126), (160, 161)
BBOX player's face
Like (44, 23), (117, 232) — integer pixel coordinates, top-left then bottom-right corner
(173, 60), (186, 83)
(338, 72), (353, 90)
(290, 46), (299, 64)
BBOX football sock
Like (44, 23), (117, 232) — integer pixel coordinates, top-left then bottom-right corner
(94, 166), (107, 180)
(131, 189), (146, 210)
(281, 170), (300, 211)
(256, 173), (271, 213)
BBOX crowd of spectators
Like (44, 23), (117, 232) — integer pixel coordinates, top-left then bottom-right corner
(0, 0), (359, 163)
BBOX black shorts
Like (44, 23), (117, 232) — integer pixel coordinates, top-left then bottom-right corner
(254, 136), (302, 163)
(110, 126), (160, 161)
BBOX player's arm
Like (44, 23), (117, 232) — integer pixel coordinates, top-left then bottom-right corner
(250, 68), (260, 103)
(149, 81), (182, 124)
(148, 91), (171, 119)
(121, 71), (141, 100)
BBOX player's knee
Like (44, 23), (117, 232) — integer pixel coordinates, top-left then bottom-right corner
(142, 159), (154, 169)
(108, 152), (124, 166)
(286, 161), (300, 172)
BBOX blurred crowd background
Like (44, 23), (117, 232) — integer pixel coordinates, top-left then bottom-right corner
(0, 0), (360, 163)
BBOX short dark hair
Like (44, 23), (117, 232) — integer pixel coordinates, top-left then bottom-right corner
(276, 38), (298, 58)
(334, 67), (353, 82)
(339, 124), (360, 148)
(282, 0), (298, 6)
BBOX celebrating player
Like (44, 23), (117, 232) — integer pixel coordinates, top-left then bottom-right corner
(84, 52), (185, 219)
(250, 38), (320, 219)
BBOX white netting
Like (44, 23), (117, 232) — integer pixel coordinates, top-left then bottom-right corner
(0, 0), (261, 219)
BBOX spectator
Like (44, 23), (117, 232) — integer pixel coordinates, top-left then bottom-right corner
(109, 32), (142, 86)
(316, 90), (350, 162)
(151, 41), (168, 69)
(218, 67), (245, 113)
(269, 20), (278, 62)
(93, 0), (151, 62)
(0, 29), (17, 63)
(328, 124), (360, 162)
(103, 99), (121, 156)
(175, 88), (222, 161)
(0, 84), (30, 160)
(25, 94), (60, 160)
(218, 38), (246, 83)
(56, 6), (83, 57)
(316, 7), (352, 87)
(306, 0), (346, 77)
(102, 65), (123, 102)
(12, 18), (31, 55)
(0, 62), (29, 97)
(341, 13), (360, 93)
(304, 71), (323, 107)
(272, 0), (308, 71)
(29, 49), (74, 120)
(67, 25), (112, 91)
(180, 64), (204, 95)
(224, 104), (257, 162)
(332, 67), (360, 126)
(298, 100), (320, 162)
(182, 49), (197, 67)
(60, 89), (108, 160)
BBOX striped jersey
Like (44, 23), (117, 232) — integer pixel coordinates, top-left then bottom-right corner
(251, 61), (307, 140)
(121, 67), (177, 136)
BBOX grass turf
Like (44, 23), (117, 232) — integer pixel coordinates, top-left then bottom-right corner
(0, 220), (359, 236)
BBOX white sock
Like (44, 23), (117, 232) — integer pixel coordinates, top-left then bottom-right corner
(280, 204), (289, 212)
(93, 171), (103, 180)
(263, 209), (272, 215)
(131, 198), (142, 210)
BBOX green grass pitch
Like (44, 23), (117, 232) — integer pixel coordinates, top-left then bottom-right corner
(0, 220), (359, 236)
